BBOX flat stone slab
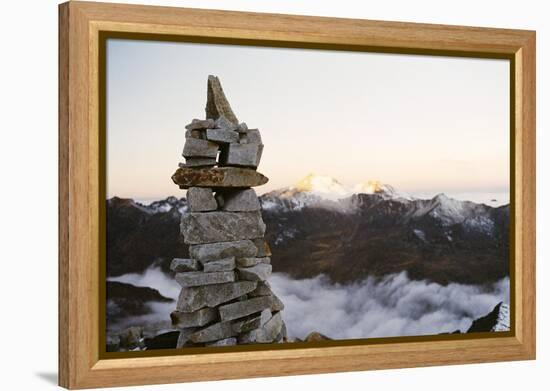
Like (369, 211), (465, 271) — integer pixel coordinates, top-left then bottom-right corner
(238, 312), (284, 344)
(180, 158), (217, 168)
(214, 115), (239, 131)
(172, 167), (269, 189)
(186, 187), (217, 212)
(185, 129), (204, 139)
(176, 281), (257, 312)
(232, 308), (272, 333)
(180, 211), (266, 244)
(270, 294), (285, 311)
(236, 257), (270, 268)
(176, 327), (199, 348)
(202, 257), (236, 272)
(237, 263), (272, 281)
(190, 321), (236, 343)
(176, 271), (235, 287)
(240, 129), (262, 145)
(170, 258), (200, 273)
(220, 143), (263, 168)
(182, 138), (219, 158)
(220, 189), (260, 212)
(189, 240), (258, 262)
(170, 308), (217, 328)
(206, 128), (239, 144)
(218, 296), (272, 322)
(205, 337), (237, 346)
(248, 281), (273, 298)
(185, 118), (215, 130)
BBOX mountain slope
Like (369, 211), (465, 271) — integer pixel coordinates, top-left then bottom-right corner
(467, 302), (510, 332)
(106, 178), (509, 285)
(259, 176), (509, 285)
(107, 197), (188, 276)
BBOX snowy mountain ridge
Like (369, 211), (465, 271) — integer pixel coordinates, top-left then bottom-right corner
(261, 174), (413, 212)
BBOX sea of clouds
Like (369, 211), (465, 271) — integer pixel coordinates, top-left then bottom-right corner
(270, 272), (509, 339)
(108, 267), (509, 339)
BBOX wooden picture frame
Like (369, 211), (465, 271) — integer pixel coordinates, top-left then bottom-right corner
(58, 1), (536, 389)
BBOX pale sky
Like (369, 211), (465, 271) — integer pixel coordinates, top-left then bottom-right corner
(106, 39), (509, 201)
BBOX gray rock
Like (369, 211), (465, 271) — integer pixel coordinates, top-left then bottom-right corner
(239, 129), (262, 145)
(304, 331), (331, 342)
(218, 296), (272, 322)
(176, 327), (199, 348)
(190, 321), (236, 343)
(205, 75), (239, 125)
(170, 258), (200, 273)
(246, 129), (262, 144)
(237, 123), (248, 133)
(248, 281), (273, 297)
(220, 189), (260, 212)
(186, 187), (217, 212)
(180, 158), (217, 168)
(185, 118), (215, 130)
(238, 312), (284, 344)
(118, 327), (143, 350)
(270, 294), (285, 311)
(252, 238), (272, 257)
(237, 263), (272, 282)
(182, 138), (219, 158)
(214, 115), (239, 131)
(106, 335), (120, 352)
(220, 143), (263, 168)
(185, 129), (204, 139)
(176, 271), (235, 287)
(206, 128), (239, 144)
(236, 257), (270, 267)
(202, 257), (236, 272)
(176, 281), (257, 312)
(180, 211), (266, 244)
(205, 337), (237, 346)
(170, 308), (217, 328)
(172, 167), (269, 189)
(232, 308), (272, 333)
(189, 240), (258, 262)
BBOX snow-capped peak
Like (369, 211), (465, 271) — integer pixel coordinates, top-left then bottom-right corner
(261, 174), (414, 212)
(353, 180), (414, 201)
(291, 174), (349, 200)
(353, 180), (385, 194)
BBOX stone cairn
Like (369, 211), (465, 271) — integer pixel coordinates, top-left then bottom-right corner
(169, 75), (287, 348)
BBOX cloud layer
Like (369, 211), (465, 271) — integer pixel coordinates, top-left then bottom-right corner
(269, 272), (509, 339)
(108, 267), (509, 340)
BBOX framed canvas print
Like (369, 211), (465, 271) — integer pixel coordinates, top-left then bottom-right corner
(58, 1), (536, 389)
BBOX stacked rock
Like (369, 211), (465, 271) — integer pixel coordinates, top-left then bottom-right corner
(169, 75), (286, 348)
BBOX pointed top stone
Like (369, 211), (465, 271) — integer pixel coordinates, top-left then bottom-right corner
(206, 75), (239, 125)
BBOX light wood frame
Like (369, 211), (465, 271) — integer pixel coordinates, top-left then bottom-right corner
(59, 1), (536, 389)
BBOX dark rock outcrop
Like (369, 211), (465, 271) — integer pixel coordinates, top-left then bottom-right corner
(467, 302), (506, 333)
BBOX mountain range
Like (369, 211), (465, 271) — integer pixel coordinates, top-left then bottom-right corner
(107, 174), (509, 285)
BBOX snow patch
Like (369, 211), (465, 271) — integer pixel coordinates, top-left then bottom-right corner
(493, 303), (510, 332)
